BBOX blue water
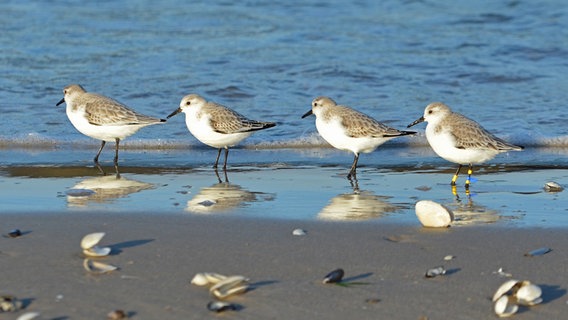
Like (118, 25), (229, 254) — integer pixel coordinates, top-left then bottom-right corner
(1, 0), (567, 153)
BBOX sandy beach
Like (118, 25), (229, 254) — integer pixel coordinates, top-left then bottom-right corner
(1, 213), (567, 319)
(1, 145), (568, 319)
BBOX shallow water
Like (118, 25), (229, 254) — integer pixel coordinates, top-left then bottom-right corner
(0, 0), (567, 149)
(1, 1), (568, 226)
(1, 147), (567, 228)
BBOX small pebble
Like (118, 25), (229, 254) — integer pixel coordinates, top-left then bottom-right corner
(365, 298), (381, 304)
(292, 228), (307, 236)
(425, 266), (446, 278)
(207, 301), (238, 313)
(107, 310), (127, 319)
(7, 229), (22, 238)
(443, 255), (455, 261)
(322, 268), (344, 284)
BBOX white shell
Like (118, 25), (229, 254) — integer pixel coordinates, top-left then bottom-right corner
(494, 295), (518, 317)
(17, 312), (41, 320)
(210, 275), (249, 299)
(516, 283), (542, 306)
(544, 181), (564, 192)
(492, 279), (520, 302)
(415, 200), (454, 228)
(83, 259), (117, 274)
(83, 246), (112, 257)
(191, 273), (227, 286)
(81, 232), (106, 249)
(292, 228), (307, 236)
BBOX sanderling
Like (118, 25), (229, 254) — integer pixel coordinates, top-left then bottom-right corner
(408, 102), (523, 188)
(167, 94), (276, 170)
(56, 84), (165, 171)
(302, 96), (415, 179)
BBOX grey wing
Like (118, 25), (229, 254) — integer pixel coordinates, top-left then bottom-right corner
(450, 115), (521, 151)
(341, 108), (409, 138)
(85, 96), (160, 126)
(209, 104), (275, 134)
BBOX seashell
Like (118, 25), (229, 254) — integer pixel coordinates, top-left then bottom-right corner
(17, 312), (41, 320)
(81, 232), (111, 257)
(492, 279), (521, 302)
(7, 229), (22, 238)
(0, 295), (22, 312)
(415, 200), (454, 228)
(107, 309), (127, 319)
(494, 295), (518, 317)
(544, 181), (563, 192)
(425, 266), (446, 278)
(207, 301), (239, 313)
(191, 272), (228, 286)
(516, 282), (543, 306)
(83, 259), (118, 274)
(292, 228), (307, 236)
(524, 247), (552, 257)
(81, 232), (106, 249)
(322, 268), (344, 284)
(209, 275), (250, 299)
(443, 255), (455, 261)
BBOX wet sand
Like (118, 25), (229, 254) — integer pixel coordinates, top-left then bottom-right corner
(2, 213), (567, 319)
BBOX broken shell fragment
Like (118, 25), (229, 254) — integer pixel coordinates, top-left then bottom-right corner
(494, 295), (518, 318)
(544, 181), (563, 192)
(516, 282), (543, 306)
(415, 200), (454, 228)
(16, 312), (41, 320)
(0, 295), (22, 312)
(81, 232), (111, 257)
(191, 272), (228, 286)
(83, 259), (118, 274)
(425, 266), (446, 278)
(524, 247), (552, 257)
(322, 268), (344, 284)
(209, 275), (250, 299)
(207, 301), (239, 313)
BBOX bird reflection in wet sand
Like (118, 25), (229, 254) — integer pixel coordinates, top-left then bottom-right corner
(66, 175), (154, 207)
(449, 193), (501, 226)
(186, 170), (275, 214)
(317, 184), (402, 221)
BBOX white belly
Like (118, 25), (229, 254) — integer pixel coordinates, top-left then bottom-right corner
(316, 118), (390, 154)
(186, 115), (252, 148)
(426, 128), (499, 164)
(66, 109), (145, 141)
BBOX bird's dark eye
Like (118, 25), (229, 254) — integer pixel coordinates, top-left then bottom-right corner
(428, 110), (433, 114)
(186, 101), (191, 106)
(314, 103), (318, 107)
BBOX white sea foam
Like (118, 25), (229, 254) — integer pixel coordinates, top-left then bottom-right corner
(2, 131), (568, 150)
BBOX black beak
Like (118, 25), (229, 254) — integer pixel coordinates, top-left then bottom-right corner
(407, 116), (424, 128)
(56, 98), (65, 106)
(301, 109), (313, 119)
(167, 107), (182, 119)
